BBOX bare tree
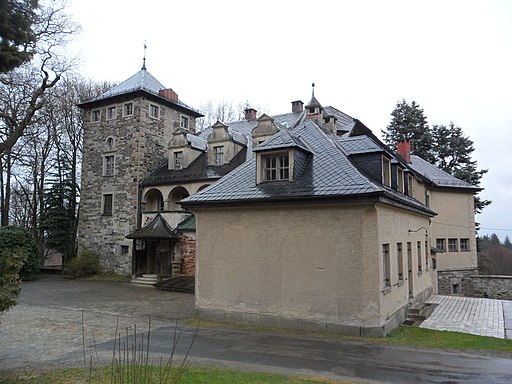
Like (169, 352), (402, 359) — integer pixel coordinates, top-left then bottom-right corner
(196, 100), (267, 131)
(0, 0), (79, 157)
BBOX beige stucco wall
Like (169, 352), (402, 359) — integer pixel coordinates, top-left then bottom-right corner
(429, 190), (477, 270)
(193, 202), (434, 329)
(376, 203), (436, 319)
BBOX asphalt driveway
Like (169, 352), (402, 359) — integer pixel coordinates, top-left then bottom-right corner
(1, 276), (512, 384)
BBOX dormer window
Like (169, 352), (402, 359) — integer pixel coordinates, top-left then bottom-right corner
(263, 152), (290, 181)
(174, 151), (184, 170)
(214, 146), (224, 165)
(382, 156), (391, 186)
(397, 167), (404, 193)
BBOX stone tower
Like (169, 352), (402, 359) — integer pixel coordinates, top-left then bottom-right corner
(77, 66), (202, 273)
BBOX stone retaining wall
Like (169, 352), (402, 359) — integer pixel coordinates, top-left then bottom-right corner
(465, 275), (512, 300)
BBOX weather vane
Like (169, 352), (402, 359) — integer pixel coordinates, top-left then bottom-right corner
(142, 41), (147, 70)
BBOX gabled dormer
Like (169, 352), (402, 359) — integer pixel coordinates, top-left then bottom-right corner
(251, 114), (279, 149)
(254, 129), (311, 184)
(168, 128), (207, 170)
(207, 121), (247, 166)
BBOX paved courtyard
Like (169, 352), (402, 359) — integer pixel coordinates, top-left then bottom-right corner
(421, 295), (512, 339)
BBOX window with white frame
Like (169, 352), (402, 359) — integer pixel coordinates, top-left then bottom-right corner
(263, 153), (290, 181)
(124, 102), (133, 116)
(460, 238), (470, 252)
(92, 109), (101, 122)
(436, 238), (446, 252)
(149, 103), (159, 119)
(448, 238), (458, 252)
(102, 194), (113, 215)
(382, 244), (391, 289)
(214, 146), (224, 166)
(382, 156), (391, 186)
(107, 106), (117, 120)
(407, 174), (414, 197)
(174, 151), (184, 170)
(180, 116), (189, 129)
(103, 155), (115, 177)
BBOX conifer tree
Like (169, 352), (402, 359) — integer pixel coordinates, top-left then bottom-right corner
(382, 99), (435, 163)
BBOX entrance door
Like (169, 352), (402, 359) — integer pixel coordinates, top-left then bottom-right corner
(407, 242), (413, 298)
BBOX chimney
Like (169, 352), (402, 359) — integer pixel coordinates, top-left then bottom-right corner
(159, 88), (178, 102)
(244, 107), (257, 120)
(291, 100), (303, 113)
(397, 140), (412, 163)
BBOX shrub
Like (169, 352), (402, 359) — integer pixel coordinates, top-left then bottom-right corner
(0, 248), (26, 315)
(65, 250), (100, 277)
(0, 226), (39, 281)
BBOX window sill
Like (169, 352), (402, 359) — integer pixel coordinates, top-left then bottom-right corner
(395, 280), (404, 287)
(381, 286), (392, 295)
(417, 271), (423, 276)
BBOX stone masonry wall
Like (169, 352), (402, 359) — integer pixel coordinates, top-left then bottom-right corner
(437, 269), (478, 295)
(78, 95), (188, 274)
(465, 275), (512, 300)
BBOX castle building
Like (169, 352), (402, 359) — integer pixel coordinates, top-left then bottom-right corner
(78, 69), (479, 334)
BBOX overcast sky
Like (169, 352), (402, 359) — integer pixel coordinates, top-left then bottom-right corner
(67, 0), (512, 240)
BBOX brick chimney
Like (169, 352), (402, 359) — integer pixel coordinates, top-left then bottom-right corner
(244, 108), (257, 120)
(291, 100), (303, 113)
(159, 88), (178, 102)
(397, 140), (412, 163)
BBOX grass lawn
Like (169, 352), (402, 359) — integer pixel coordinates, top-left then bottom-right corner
(0, 366), (354, 384)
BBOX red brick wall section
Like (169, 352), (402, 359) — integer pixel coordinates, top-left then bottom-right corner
(180, 233), (196, 276)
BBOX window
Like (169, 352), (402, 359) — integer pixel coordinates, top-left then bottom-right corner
(107, 106), (117, 120)
(460, 238), (470, 252)
(407, 175), (414, 197)
(436, 238), (446, 252)
(425, 190), (431, 207)
(397, 243), (404, 282)
(382, 157), (391, 186)
(124, 102), (133, 116)
(382, 244), (391, 289)
(149, 103), (159, 119)
(214, 146), (224, 166)
(174, 151), (184, 170)
(106, 137), (114, 150)
(103, 155), (115, 177)
(397, 168), (404, 193)
(417, 241), (422, 273)
(263, 153), (290, 181)
(448, 238), (458, 252)
(102, 194), (113, 215)
(121, 245), (129, 255)
(92, 109), (101, 122)
(180, 116), (189, 129)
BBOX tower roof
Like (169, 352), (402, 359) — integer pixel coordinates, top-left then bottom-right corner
(90, 67), (166, 102)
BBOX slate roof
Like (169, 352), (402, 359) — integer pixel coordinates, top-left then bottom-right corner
(182, 119), (435, 216)
(337, 135), (383, 155)
(141, 147), (248, 187)
(254, 128), (310, 153)
(126, 213), (179, 239)
(78, 67), (202, 116)
(409, 155), (481, 190)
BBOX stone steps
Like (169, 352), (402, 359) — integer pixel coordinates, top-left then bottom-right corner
(403, 302), (438, 326)
(131, 274), (158, 286)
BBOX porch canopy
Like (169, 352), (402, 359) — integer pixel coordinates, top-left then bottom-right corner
(126, 213), (180, 240)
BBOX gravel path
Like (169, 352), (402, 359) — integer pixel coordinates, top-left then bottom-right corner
(0, 276), (195, 372)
